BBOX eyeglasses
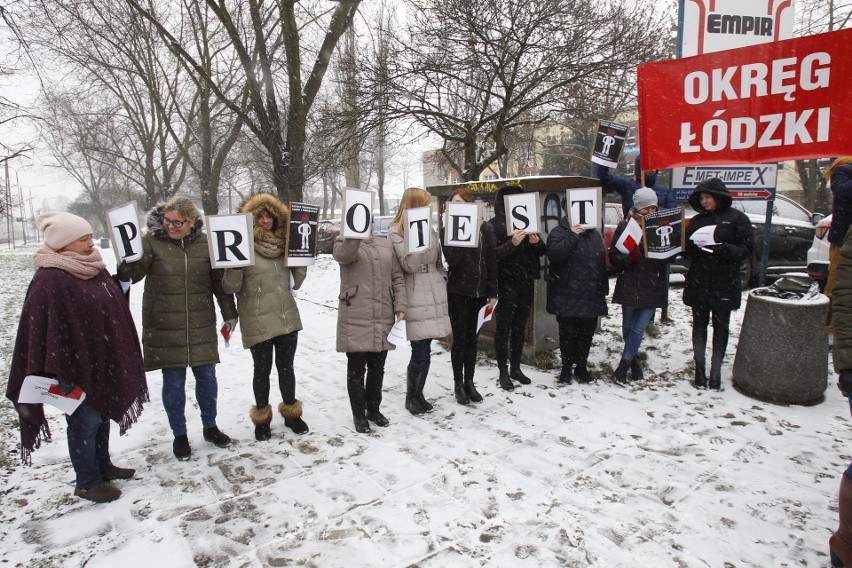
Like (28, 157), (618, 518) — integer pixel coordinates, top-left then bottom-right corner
(163, 217), (188, 228)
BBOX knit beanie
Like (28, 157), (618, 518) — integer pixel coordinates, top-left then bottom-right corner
(38, 211), (93, 250)
(632, 187), (658, 211)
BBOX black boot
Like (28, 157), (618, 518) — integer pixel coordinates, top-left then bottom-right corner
(709, 361), (723, 391)
(694, 366), (708, 390)
(417, 364), (433, 412)
(353, 414), (371, 433)
(464, 377), (483, 403)
(509, 339), (531, 384)
(557, 366), (573, 384)
(630, 356), (644, 381)
(709, 323), (729, 391)
(405, 369), (426, 415)
(510, 365), (531, 385)
(574, 366), (595, 384)
(614, 359), (630, 384)
(454, 379), (469, 405)
(498, 367), (514, 391)
(366, 407), (389, 427)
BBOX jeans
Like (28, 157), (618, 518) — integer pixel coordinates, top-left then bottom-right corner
(448, 293), (487, 380)
(409, 338), (433, 374)
(162, 364), (218, 436)
(66, 403), (111, 489)
(621, 306), (656, 361)
(249, 332), (299, 407)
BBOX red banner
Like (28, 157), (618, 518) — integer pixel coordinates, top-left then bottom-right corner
(638, 28), (852, 170)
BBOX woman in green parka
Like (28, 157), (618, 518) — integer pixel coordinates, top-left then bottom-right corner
(119, 196), (238, 461)
(222, 192), (308, 441)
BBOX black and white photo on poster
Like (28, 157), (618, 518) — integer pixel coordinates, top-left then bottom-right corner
(340, 188), (373, 239)
(566, 187), (602, 230)
(106, 201), (143, 262)
(590, 119), (629, 169)
(288, 202), (319, 266)
(443, 201), (481, 248)
(641, 207), (684, 259)
(404, 205), (432, 254)
(503, 191), (540, 235)
(206, 213), (255, 268)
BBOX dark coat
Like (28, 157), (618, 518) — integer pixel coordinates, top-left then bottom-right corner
(6, 267), (149, 463)
(832, 224), (852, 371)
(609, 215), (670, 308)
(683, 185), (754, 311)
(443, 220), (498, 299)
(830, 163), (852, 246)
(487, 186), (546, 294)
(120, 206), (238, 371)
(596, 155), (676, 216)
(546, 218), (609, 318)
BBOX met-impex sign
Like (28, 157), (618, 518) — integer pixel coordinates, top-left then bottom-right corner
(672, 165), (777, 202)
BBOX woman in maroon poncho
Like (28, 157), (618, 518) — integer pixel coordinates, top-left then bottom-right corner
(5, 212), (148, 503)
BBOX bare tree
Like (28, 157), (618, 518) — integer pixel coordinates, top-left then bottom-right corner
(124, 0), (360, 204)
(355, 0), (669, 182)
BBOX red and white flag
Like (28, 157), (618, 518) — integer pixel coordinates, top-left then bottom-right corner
(615, 218), (643, 255)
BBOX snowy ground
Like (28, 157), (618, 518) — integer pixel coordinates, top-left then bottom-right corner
(0, 242), (848, 568)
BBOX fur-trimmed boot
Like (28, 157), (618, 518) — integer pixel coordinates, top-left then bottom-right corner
(250, 404), (273, 441)
(278, 400), (309, 435)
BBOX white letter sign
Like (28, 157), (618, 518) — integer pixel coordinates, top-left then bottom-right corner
(504, 191), (540, 235)
(405, 206), (432, 254)
(340, 188), (373, 239)
(567, 187), (602, 230)
(106, 202), (143, 263)
(206, 213), (254, 268)
(444, 202), (480, 248)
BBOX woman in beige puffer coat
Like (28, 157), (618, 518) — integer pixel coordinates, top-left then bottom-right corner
(333, 235), (407, 433)
(222, 192), (308, 441)
(389, 188), (451, 416)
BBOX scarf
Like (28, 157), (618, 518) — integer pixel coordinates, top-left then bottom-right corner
(33, 246), (106, 279)
(254, 235), (286, 259)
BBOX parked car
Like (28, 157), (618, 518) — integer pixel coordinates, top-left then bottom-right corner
(372, 215), (395, 239)
(673, 194), (821, 288)
(317, 219), (340, 254)
(807, 214), (832, 291)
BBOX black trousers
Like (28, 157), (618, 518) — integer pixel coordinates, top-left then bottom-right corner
(346, 351), (388, 416)
(249, 331), (298, 408)
(494, 280), (534, 369)
(556, 316), (597, 368)
(448, 293), (487, 381)
(691, 306), (731, 375)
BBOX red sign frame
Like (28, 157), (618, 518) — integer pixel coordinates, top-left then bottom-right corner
(638, 28), (852, 170)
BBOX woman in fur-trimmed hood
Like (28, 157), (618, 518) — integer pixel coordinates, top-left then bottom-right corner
(222, 191), (309, 440)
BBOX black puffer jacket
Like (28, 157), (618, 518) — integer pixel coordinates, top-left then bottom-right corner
(487, 185), (546, 292)
(546, 218), (608, 318)
(609, 213), (669, 308)
(443, 220), (498, 298)
(683, 180), (754, 311)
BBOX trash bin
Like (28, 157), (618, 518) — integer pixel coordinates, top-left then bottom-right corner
(100, 238), (110, 248)
(732, 276), (829, 404)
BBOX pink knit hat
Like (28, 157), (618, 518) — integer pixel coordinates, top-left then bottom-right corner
(37, 211), (93, 250)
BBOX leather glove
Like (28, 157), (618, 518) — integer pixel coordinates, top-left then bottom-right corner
(56, 380), (75, 395)
(838, 370), (852, 397)
(116, 260), (132, 281)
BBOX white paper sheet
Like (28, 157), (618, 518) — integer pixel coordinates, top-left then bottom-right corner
(18, 375), (86, 415)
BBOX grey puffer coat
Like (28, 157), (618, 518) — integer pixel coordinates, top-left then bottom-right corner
(333, 237), (408, 353)
(121, 206), (238, 371)
(389, 227), (452, 341)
